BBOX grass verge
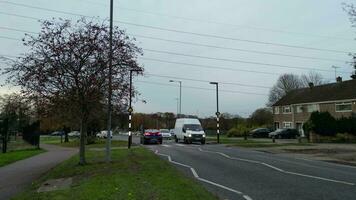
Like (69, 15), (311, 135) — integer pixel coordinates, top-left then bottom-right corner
(13, 148), (217, 200)
(0, 149), (45, 167)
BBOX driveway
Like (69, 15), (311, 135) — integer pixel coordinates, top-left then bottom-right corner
(0, 144), (77, 200)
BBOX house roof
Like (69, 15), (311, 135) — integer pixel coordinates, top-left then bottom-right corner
(273, 79), (356, 106)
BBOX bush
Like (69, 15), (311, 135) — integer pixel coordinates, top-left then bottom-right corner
(304, 112), (356, 137)
(227, 126), (251, 137)
(306, 112), (337, 136)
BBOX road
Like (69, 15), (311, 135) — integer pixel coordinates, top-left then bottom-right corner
(115, 135), (356, 200)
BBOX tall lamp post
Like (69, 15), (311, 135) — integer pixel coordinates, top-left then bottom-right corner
(210, 82), (220, 144)
(174, 98), (179, 116)
(128, 69), (142, 149)
(106, 0), (114, 163)
(169, 80), (182, 116)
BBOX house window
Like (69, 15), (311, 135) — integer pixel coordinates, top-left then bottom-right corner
(335, 103), (352, 112)
(282, 106), (292, 114)
(274, 107), (279, 114)
(307, 104), (319, 113)
(283, 122), (293, 128)
(296, 106), (303, 113)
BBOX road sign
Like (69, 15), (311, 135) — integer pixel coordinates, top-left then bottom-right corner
(216, 112), (220, 116)
(128, 107), (133, 113)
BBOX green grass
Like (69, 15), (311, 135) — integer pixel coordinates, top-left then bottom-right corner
(0, 149), (45, 167)
(40, 136), (128, 148)
(14, 148), (217, 200)
(207, 136), (312, 148)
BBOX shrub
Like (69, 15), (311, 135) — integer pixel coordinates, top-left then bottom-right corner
(306, 112), (337, 136)
(227, 126), (251, 137)
(304, 112), (356, 137)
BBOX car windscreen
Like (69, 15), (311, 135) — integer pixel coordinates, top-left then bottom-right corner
(160, 129), (169, 133)
(183, 124), (203, 131)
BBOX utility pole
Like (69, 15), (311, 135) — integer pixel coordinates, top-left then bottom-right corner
(128, 69), (142, 149)
(106, 0), (114, 163)
(210, 82), (220, 144)
(169, 80), (182, 116)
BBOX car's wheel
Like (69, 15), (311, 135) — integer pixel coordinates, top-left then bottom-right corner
(184, 137), (188, 144)
(201, 140), (205, 145)
(158, 139), (163, 144)
(175, 136), (178, 143)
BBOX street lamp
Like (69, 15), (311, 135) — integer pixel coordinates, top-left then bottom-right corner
(174, 98), (179, 115)
(128, 69), (142, 149)
(169, 80), (182, 116)
(210, 82), (220, 144)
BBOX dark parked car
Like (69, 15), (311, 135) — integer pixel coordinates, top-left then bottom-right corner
(140, 129), (163, 145)
(250, 128), (271, 138)
(269, 128), (299, 139)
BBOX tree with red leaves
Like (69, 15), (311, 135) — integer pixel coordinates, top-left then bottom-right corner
(4, 18), (143, 165)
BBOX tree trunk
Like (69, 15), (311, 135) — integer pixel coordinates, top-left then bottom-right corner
(79, 116), (87, 165)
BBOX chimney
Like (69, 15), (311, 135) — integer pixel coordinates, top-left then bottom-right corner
(308, 82), (314, 88)
(336, 76), (342, 83)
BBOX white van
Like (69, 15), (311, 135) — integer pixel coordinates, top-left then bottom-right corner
(174, 118), (206, 144)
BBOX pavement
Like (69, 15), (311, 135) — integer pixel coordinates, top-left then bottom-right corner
(0, 144), (77, 200)
(116, 135), (356, 200)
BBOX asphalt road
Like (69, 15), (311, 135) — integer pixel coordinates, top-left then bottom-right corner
(113, 135), (356, 199)
(114, 135), (356, 200)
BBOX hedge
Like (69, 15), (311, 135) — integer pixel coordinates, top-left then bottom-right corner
(303, 112), (356, 137)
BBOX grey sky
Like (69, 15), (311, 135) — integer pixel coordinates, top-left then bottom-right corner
(0, 0), (355, 117)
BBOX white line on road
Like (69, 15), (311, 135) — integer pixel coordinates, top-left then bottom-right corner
(198, 148), (355, 186)
(175, 144), (186, 147)
(162, 144), (171, 147)
(154, 150), (253, 200)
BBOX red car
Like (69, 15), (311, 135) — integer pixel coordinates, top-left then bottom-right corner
(140, 129), (163, 145)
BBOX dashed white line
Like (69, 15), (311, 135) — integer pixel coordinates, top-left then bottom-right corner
(198, 148), (355, 186)
(154, 150), (252, 200)
(162, 144), (170, 147)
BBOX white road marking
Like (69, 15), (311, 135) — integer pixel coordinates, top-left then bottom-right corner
(154, 150), (252, 199)
(198, 148), (355, 186)
(175, 143), (186, 147)
(162, 144), (170, 147)
(243, 195), (253, 200)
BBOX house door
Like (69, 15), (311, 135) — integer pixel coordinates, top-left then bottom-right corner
(274, 122), (280, 130)
(296, 123), (304, 137)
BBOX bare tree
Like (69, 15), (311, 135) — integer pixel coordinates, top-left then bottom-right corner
(249, 108), (273, 126)
(343, 3), (356, 79)
(3, 18), (143, 165)
(300, 71), (326, 87)
(267, 74), (301, 106)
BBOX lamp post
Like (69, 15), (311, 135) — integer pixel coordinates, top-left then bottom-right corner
(174, 98), (179, 116)
(210, 82), (220, 144)
(169, 80), (182, 116)
(128, 69), (142, 149)
(106, 0), (114, 163)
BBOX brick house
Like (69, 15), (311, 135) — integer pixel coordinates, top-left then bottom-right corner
(272, 78), (356, 136)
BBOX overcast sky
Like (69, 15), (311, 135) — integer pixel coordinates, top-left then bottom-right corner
(1, 0), (356, 117)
